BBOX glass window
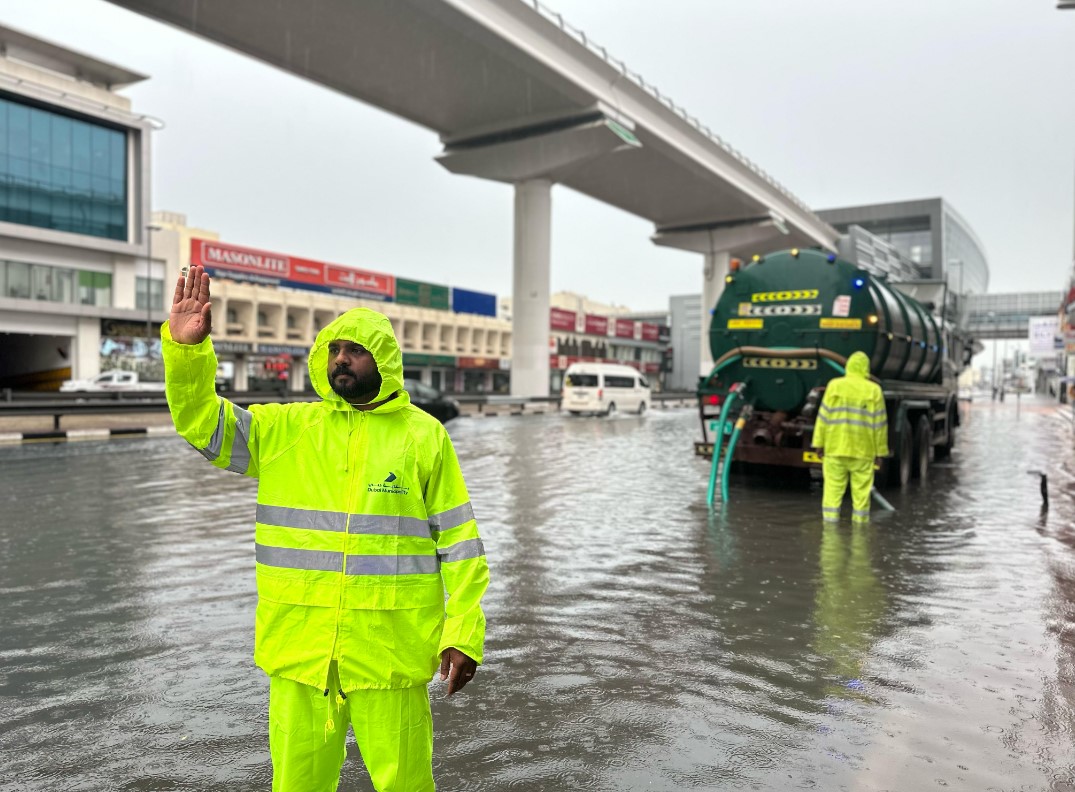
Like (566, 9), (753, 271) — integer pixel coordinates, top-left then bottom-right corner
(6, 261), (31, 299)
(79, 270), (111, 306)
(0, 94), (128, 241)
(565, 373), (598, 387)
(135, 276), (164, 310)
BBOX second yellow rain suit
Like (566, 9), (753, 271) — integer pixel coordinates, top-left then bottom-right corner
(812, 351), (889, 522)
(162, 307), (489, 792)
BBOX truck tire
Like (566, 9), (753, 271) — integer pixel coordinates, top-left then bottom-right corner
(935, 402), (957, 460)
(605, 402), (616, 417)
(913, 414), (932, 481)
(888, 415), (913, 488)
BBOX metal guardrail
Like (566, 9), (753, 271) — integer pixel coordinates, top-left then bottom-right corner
(0, 389), (697, 430)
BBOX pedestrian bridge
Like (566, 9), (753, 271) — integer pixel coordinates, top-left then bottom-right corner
(105, 0), (839, 395)
(964, 292), (1063, 340)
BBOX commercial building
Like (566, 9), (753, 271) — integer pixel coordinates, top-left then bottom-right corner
(817, 197), (989, 297)
(0, 24), (160, 389)
(149, 213), (510, 394)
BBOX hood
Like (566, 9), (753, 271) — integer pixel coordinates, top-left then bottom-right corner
(846, 351), (871, 379)
(308, 308), (407, 409)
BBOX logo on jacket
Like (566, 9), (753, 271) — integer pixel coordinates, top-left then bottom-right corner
(368, 471), (409, 495)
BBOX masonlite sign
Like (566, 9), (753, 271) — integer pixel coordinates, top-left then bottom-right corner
(191, 239), (395, 301)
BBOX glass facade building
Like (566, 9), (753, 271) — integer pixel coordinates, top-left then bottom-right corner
(0, 92), (128, 241)
(818, 198), (989, 297)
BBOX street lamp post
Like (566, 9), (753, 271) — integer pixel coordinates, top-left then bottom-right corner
(987, 310), (997, 390)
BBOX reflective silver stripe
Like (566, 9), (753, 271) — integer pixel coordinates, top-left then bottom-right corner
(429, 502), (475, 531)
(226, 405), (253, 474)
(820, 404), (886, 418)
(816, 417), (885, 430)
(349, 514), (431, 538)
(256, 506), (431, 537)
(257, 504), (348, 532)
(852, 509), (870, 516)
(822, 507), (840, 514)
(198, 401), (228, 462)
(256, 543), (342, 572)
(437, 538), (485, 563)
(256, 544), (439, 575)
(345, 554), (440, 575)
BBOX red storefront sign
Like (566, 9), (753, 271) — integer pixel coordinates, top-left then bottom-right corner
(614, 318), (636, 339)
(641, 323), (660, 342)
(457, 356), (501, 370)
(584, 314), (609, 335)
(191, 239), (395, 300)
(550, 307), (577, 331)
(643, 362), (661, 373)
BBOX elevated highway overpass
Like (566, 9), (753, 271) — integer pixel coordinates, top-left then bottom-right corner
(105, 0), (839, 395)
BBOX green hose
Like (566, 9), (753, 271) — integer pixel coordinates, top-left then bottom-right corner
(706, 388), (741, 506)
(721, 409), (749, 503)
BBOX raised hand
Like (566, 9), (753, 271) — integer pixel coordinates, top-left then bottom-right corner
(169, 265), (213, 345)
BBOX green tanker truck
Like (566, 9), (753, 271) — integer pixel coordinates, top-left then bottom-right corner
(697, 247), (968, 490)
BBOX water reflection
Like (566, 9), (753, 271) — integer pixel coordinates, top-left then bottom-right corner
(0, 403), (1073, 790)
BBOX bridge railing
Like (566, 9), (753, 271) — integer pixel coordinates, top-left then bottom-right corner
(523, 0), (810, 215)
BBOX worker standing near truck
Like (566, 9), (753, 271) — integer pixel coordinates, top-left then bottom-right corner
(812, 351), (889, 523)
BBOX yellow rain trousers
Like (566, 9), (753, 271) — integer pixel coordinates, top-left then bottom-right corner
(162, 307), (488, 791)
(812, 351), (889, 522)
(269, 664), (433, 792)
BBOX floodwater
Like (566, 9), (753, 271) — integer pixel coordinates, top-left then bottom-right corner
(1, 398), (1074, 791)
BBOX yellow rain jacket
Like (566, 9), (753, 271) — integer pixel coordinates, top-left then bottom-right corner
(812, 351), (889, 460)
(162, 308), (488, 692)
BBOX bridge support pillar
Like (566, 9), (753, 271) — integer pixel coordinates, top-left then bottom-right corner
(511, 179), (552, 398)
(234, 358), (249, 392)
(701, 252), (730, 377)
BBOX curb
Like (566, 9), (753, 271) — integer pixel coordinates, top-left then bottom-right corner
(0, 425), (175, 445)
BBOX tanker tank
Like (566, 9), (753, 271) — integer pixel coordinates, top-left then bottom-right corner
(708, 248), (944, 413)
(696, 247), (963, 490)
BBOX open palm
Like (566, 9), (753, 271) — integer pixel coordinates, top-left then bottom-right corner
(169, 265), (213, 345)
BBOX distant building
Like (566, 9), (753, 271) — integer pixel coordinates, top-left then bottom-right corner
(150, 213), (509, 394)
(817, 197), (989, 297)
(0, 24), (159, 389)
(667, 294), (702, 392)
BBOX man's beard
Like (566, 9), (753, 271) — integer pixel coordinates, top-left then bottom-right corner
(330, 368), (382, 402)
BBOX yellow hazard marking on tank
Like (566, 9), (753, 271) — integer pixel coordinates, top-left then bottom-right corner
(751, 289), (819, 303)
(819, 318), (863, 329)
(743, 357), (818, 370)
(727, 318), (764, 330)
(803, 451), (822, 464)
(738, 302), (752, 316)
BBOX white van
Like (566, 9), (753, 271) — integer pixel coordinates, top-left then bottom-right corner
(562, 363), (651, 416)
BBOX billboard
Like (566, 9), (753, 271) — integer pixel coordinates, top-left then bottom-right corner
(550, 307), (577, 331)
(396, 278), (450, 310)
(190, 239), (395, 300)
(1027, 315), (1060, 358)
(451, 287), (497, 317)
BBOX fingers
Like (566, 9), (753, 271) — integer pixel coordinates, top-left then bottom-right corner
(197, 268), (211, 304)
(172, 274), (185, 307)
(446, 660), (463, 697)
(439, 651), (450, 681)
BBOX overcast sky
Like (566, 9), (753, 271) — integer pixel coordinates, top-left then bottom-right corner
(1, 0), (1073, 312)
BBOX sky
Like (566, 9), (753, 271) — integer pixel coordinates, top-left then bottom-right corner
(1, 0), (1073, 313)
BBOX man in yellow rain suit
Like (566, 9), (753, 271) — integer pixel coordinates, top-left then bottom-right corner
(812, 351), (889, 523)
(163, 266), (488, 791)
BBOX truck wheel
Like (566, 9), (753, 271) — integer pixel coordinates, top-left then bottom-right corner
(605, 402), (616, 417)
(637, 401), (647, 415)
(935, 402), (957, 460)
(913, 414), (932, 480)
(888, 415), (913, 488)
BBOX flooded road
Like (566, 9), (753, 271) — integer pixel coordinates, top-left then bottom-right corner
(2, 399), (1074, 791)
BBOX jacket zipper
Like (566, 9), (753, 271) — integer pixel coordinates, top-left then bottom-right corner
(327, 408), (360, 686)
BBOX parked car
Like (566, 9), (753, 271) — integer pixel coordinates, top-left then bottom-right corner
(404, 379), (460, 423)
(59, 370), (165, 393)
